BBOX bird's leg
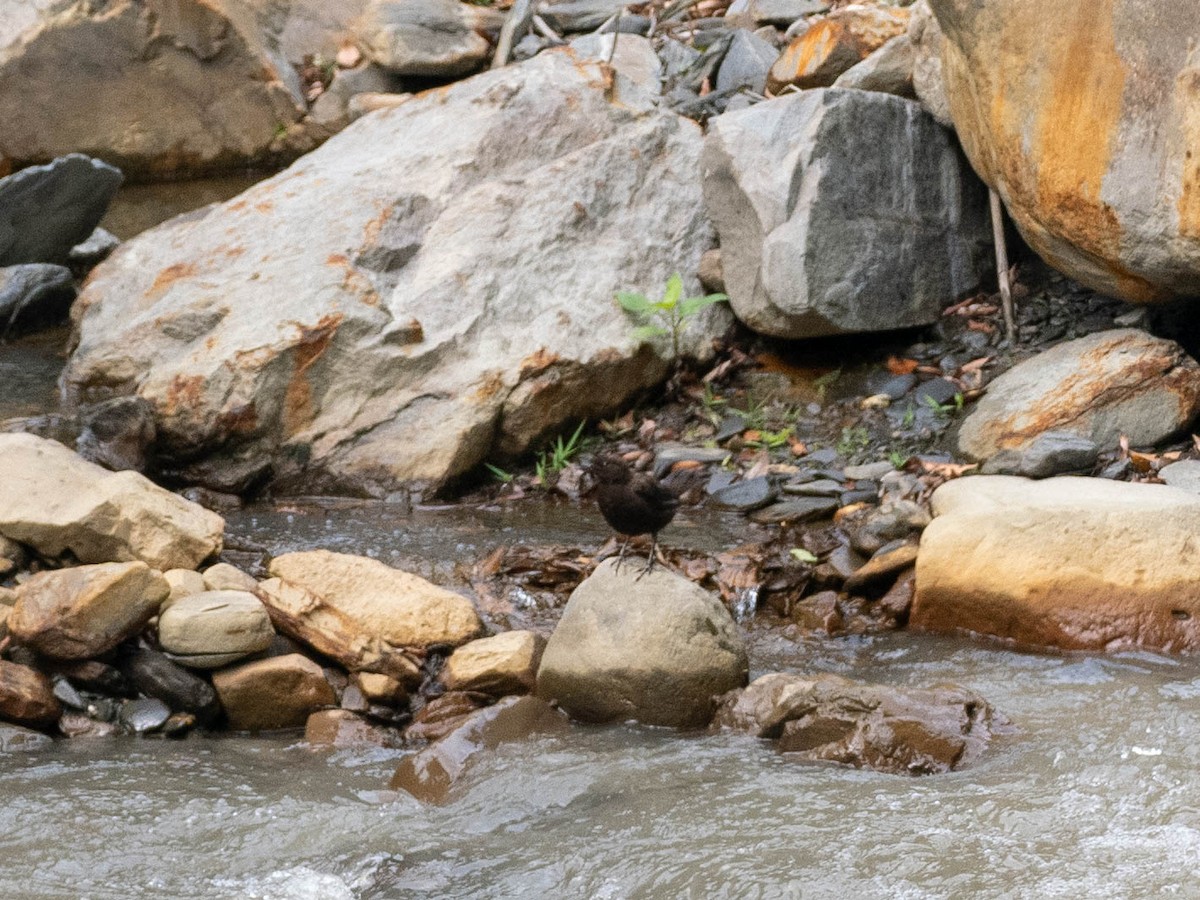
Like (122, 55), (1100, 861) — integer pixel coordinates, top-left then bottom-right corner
(614, 535), (630, 573)
(636, 534), (659, 580)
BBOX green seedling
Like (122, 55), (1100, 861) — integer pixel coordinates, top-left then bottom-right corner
(534, 420), (587, 485)
(747, 426), (794, 451)
(617, 273), (728, 361)
(790, 548), (820, 565)
(837, 425), (871, 458)
(484, 463), (513, 484)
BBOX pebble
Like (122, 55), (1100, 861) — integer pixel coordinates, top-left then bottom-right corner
(912, 377), (960, 407)
(119, 697), (171, 733)
(876, 373), (916, 400)
(715, 414), (747, 443)
(1159, 459), (1200, 494)
(843, 461), (894, 481)
(705, 469), (738, 495)
(843, 540), (918, 593)
(712, 476), (778, 511)
(782, 479), (843, 496)
(749, 496), (838, 524)
(653, 444), (731, 477)
(51, 676), (85, 709)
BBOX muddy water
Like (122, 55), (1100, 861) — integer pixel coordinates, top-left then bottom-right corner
(3, 321), (1200, 899)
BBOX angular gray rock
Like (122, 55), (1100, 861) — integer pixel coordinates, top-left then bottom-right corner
(702, 87), (990, 338)
(541, 0), (627, 32)
(356, 0), (503, 77)
(715, 30), (779, 95)
(833, 33), (915, 97)
(906, 0), (950, 125)
(958, 330), (1200, 461)
(63, 51), (720, 492)
(0, 155), (123, 265)
(1159, 459), (1200, 495)
(0, 264), (74, 333)
(537, 559), (748, 728)
(0, 4), (311, 179)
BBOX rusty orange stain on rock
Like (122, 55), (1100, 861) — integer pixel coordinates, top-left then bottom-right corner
(255, 200), (274, 213)
(283, 313), (344, 436)
(473, 371), (507, 403)
(216, 402), (259, 437)
(325, 252), (381, 306)
(147, 262), (199, 301)
(1176, 67), (1200, 240)
(519, 349), (560, 378)
(163, 374), (206, 416)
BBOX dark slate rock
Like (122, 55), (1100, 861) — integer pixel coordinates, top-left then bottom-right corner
(749, 0), (829, 27)
(782, 478), (843, 496)
(712, 476), (777, 511)
(705, 468), (738, 495)
(877, 373), (916, 400)
(0, 264), (75, 333)
(980, 449), (1023, 475)
(119, 697), (171, 734)
(749, 496), (838, 524)
(67, 227), (120, 266)
(51, 677), (86, 710)
(75, 396), (156, 473)
(715, 413), (747, 443)
(1017, 431), (1099, 478)
(119, 646), (221, 725)
(803, 447), (838, 465)
(912, 377), (960, 408)
(653, 444), (730, 477)
(541, 0), (626, 31)
(598, 14), (651, 34)
(840, 489), (878, 506)
(0, 154), (124, 266)
(715, 29), (779, 95)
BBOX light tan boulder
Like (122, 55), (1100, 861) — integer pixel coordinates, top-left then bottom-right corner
(957, 330), (1200, 461)
(353, 671), (408, 705)
(10, 561), (169, 659)
(201, 562), (258, 594)
(930, 0), (1200, 302)
(914, 476), (1200, 652)
(537, 559), (748, 728)
(442, 631), (545, 696)
(157, 590), (274, 668)
(0, 660), (61, 729)
(0, 434), (224, 570)
(212, 653), (335, 731)
(162, 568), (206, 609)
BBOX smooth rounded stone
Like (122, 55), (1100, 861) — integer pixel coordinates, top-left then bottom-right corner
(67, 227), (120, 266)
(0, 722), (54, 752)
(267, 550), (481, 650)
(118, 697), (170, 734)
(914, 476), (1200, 652)
(0, 264), (75, 332)
(537, 559), (748, 728)
(749, 496), (838, 525)
(699, 247), (725, 294)
(305, 709), (400, 748)
(958, 331), (1200, 461)
(0, 661), (61, 729)
(912, 377), (960, 408)
(353, 672), (409, 706)
(442, 631), (546, 697)
(1159, 460), (1200, 495)
(10, 562), (169, 660)
(711, 672), (1003, 775)
(0, 155), (124, 266)
(931, 0), (1200, 303)
(117, 646), (221, 725)
(653, 443), (732, 477)
(781, 478), (843, 497)
(63, 53), (719, 494)
(716, 29), (779, 94)
(712, 476), (777, 512)
(162, 569), (206, 608)
(212, 654), (336, 732)
(74, 396), (156, 473)
(870, 372), (917, 402)
(1013, 431), (1100, 478)
(390, 696), (569, 804)
(844, 461), (896, 481)
(833, 32), (915, 97)
(843, 541), (918, 593)
(357, 0), (503, 77)
(0, 433), (225, 571)
(201, 562), (259, 594)
(158, 590), (274, 669)
(703, 88), (989, 339)
(767, 4), (910, 92)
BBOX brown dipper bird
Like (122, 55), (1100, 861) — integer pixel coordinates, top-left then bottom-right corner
(590, 456), (679, 574)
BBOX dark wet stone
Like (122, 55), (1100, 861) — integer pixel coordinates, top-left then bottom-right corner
(715, 414), (747, 443)
(76, 396), (156, 472)
(782, 478), (843, 497)
(843, 541), (918, 593)
(118, 646), (221, 725)
(1017, 431), (1099, 478)
(980, 449), (1024, 475)
(705, 468), (737, 495)
(877, 373), (916, 400)
(67, 227), (120, 266)
(652, 444), (731, 477)
(162, 712), (197, 738)
(0, 264), (75, 333)
(843, 461), (893, 481)
(1098, 459), (1131, 480)
(840, 489), (878, 506)
(912, 377), (960, 407)
(749, 496), (838, 524)
(48, 660), (131, 696)
(119, 697), (171, 733)
(51, 676), (86, 710)
(825, 544), (865, 580)
(712, 476), (777, 511)
(803, 447), (839, 465)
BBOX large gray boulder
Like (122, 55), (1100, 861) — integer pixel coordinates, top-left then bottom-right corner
(958, 330), (1200, 461)
(0, 154), (123, 266)
(63, 50), (720, 493)
(915, 476), (1200, 653)
(930, 0), (1200, 303)
(537, 559), (749, 728)
(356, 0), (504, 77)
(702, 87), (990, 338)
(0, 0), (312, 179)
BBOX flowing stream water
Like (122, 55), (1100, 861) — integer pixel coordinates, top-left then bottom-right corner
(2, 193), (1199, 897)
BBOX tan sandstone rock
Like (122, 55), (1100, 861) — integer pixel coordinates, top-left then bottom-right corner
(10, 562), (169, 659)
(201, 562), (259, 593)
(767, 4), (910, 93)
(0, 660), (61, 730)
(157, 590), (274, 668)
(212, 653), (335, 731)
(914, 475), (1200, 652)
(0, 434), (224, 570)
(442, 630), (545, 696)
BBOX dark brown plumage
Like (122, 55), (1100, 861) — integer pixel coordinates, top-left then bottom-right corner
(590, 456), (679, 574)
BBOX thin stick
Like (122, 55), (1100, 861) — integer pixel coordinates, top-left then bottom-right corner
(492, 0), (535, 68)
(989, 188), (1015, 345)
(606, 7), (624, 65)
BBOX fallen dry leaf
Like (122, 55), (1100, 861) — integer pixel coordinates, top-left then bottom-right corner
(886, 356), (919, 375)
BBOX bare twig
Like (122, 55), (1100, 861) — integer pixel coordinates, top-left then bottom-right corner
(606, 7), (625, 65)
(989, 188), (1015, 345)
(492, 0), (535, 69)
(531, 14), (565, 43)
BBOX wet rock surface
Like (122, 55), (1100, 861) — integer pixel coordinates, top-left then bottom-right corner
(442, 630), (545, 697)
(212, 653), (336, 732)
(0, 660), (61, 730)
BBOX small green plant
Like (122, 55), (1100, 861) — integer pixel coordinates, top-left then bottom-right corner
(888, 450), (909, 469)
(924, 393), (965, 418)
(813, 368), (842, 401)
(616, 273), (728, 361)
(484, 463), (513, 484)
(730, 394), (770, 431)
(836, 425), (871, 458)
(789, 548), (819, 565)
(900, 405), (916, 428)
(747, 426), (794, 451)
(534, 420), (587, 484)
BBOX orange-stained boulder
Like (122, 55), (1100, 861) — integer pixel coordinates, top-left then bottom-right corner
(767, 4), (909, 93)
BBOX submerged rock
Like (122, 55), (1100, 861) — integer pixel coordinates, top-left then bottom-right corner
(957, 330), (1200, 461)
(537, 558), (748, 728)
(703, 87), (989, 339)
(62, 50), (720, 493)
(305, 709), (400, 748)
(212, 653), (336, 732)
(390, 695), (568, 804)
(0, 433), (224, 570)
(712, 672), (1003, 775)
(10, 562), (169, 660)
(915, 476), (1200, 652)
